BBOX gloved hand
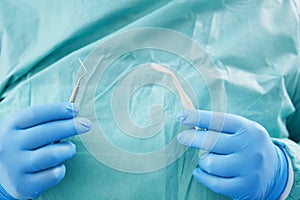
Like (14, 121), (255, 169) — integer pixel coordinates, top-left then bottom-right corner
(0, 102), (92, 200)
(176, 110), (289, 200)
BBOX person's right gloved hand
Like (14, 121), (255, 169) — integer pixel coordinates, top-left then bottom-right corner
(0, 102), (92, 200)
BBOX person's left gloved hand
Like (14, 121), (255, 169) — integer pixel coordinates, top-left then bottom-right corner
(176, 110), (289, 200)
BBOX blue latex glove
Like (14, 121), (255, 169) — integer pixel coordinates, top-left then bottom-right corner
(0, 102), (92, 200)
(176, 110), (289, 200)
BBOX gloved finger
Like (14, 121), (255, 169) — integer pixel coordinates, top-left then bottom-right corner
(25, 164), (66, 197)
(176, 129), (244, 154)
(198, 153), (249, 178)
(20, 117), (91, 149)
(23, 142), (76, 172)
(177, 110), (251, 134)
(192, 167), (243, 198)
(10, 102), (79, 129)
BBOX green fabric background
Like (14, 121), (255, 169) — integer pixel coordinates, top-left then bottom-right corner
(0, 1), (299, 199)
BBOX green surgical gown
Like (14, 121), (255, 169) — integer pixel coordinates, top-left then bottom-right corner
(0, 0), (299, 199)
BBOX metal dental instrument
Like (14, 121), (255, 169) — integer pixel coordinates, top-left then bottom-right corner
(151, 63), (202, 131)
(151, 63), (209, 158)
(150, 63), (195, 110)
(69, 58), (88, 103)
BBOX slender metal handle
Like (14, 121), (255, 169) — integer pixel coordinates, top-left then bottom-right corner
(69, 58), (87, 103)
(69, 85), (80, 103)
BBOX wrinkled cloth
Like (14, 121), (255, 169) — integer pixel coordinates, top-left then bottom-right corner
(0, 0), (299, 199)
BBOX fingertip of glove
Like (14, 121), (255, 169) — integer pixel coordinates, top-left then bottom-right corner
(192, 168), (198, 175)
(176, 131), (193, 146)
(74, 117), (92, 134)
(53, 164), (66, 182)
(177, 111), (187, 122)
(177, 110), (200, 126)
(192, 167), (203, 177)
(69, 142), (76, 155)
(66, 103), (79, 116)
(176, 132), (185, 145)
